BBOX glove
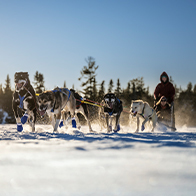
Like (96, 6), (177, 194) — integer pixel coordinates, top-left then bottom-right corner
(21, 113), (28, 124)
(141, 124), (145, 131)
(59, 120), (64, 128)
(154, 100), (158, 109)
(17, 123), (23, 132)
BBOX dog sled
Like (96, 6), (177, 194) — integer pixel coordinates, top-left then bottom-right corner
(156, 104), (176, 131)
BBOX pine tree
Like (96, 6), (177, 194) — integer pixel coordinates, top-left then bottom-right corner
(108, 79), (114, 93)
(78, 57), (99, 99)
(114, 78), (122, 98)
(98, 80), (105, 101)
(187, 82), (192, 93)
(131, 80), (136, 100)
(2, 75), (14, 123)
(130, 77), (145, 99)
(92, 78), (98, 101)
(4, 74), (12, 93)
(0, 84), (3, 107)
(33, 71), (45, 93)
(123, 82), (131, 104)
(63, 81), (66, 88)
(193, 85), (196, 94)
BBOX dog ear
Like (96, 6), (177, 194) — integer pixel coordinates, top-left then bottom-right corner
(103, 94), (108, 99)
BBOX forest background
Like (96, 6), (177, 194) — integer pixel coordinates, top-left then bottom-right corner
(0, 57), (196, 127)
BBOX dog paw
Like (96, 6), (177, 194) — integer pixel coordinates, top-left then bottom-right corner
(113, 124), (120, 132)
(141, 125), (145, 131)
(21, 113), (28, 124)
(72, 118), (77, 128)
(17, 123), (23, 132)
(59, 120), (64, 128)
(107, 126), (112, 133)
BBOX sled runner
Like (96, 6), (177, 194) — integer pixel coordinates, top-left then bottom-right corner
(156, 104), (176, 131)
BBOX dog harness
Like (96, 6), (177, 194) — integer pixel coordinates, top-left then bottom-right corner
(51, 88), (71, 112)
(19, 95), (25, 109)
(139, 103), (154, 119)
(17, 79), (36, 109)
(76, 97), (84, 108)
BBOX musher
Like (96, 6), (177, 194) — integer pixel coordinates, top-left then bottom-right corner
(154, 71), (176, 130)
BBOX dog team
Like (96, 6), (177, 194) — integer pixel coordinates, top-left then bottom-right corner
(12, 71), (176, 133)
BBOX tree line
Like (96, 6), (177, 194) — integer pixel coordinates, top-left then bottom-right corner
(0, 57), (196, 126)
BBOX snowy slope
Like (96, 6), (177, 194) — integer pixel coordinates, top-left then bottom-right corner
(0, 124), (196, 196)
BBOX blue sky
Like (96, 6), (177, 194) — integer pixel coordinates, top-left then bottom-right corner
(0, 0), (196, 95)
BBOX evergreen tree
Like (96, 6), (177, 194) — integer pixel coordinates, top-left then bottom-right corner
(0, 84), (3, 107)
(92, 78), (98, 101)
(130, 80), (136, 100)
(0, 84), (3, 94)
(98, 80), (105, 101)
(114, 78), (122, 98)
(4, 74), (12, 92)
(63, 81), (66, 88)
(193, 85), (196, 94)
(186, 82), (192, 93)
(108, 79), (114, 93)
(130, 77), (145, 99)
(78, 57), (99, 99)
(2, 75), (14, 123)
(123, 82), (131, 104)
(33, 71), (45, 93)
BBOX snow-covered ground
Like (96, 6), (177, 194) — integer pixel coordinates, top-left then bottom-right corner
(0, 124), (196, 196)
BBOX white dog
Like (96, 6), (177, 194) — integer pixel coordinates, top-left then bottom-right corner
(130, 100), (157, 132)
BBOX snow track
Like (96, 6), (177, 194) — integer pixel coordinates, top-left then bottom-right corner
(0, 124), (196, 196)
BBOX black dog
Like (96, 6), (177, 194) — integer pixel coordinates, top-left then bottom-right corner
(12, 72), (37, 132)
(99, 93), (123, 132)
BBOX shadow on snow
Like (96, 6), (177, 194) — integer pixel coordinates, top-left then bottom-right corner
(1, 128), (196, 149)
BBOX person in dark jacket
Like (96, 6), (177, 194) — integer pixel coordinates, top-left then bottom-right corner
(155, 96), (171, 122)
(154, 72), (176, 130)
(154, 71), (175, 104)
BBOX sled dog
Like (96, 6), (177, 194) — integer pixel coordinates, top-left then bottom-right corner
(61, 89), (94, 132)
(130, 100), (157, 132)
(12, 72), (37, 132)
(99, 93), (123, 132)
(37, 87), (76, 132)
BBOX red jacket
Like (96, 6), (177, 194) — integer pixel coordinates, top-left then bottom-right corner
(154, 72), (175, 104)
